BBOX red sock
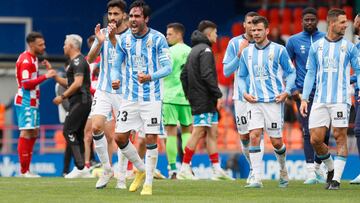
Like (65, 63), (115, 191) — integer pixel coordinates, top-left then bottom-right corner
(127, 161), (133, 170)
(209, 153), (219, 164)
(18, 137), (31, 174)
(28, 137), (37, 170)
(183, 147), (195, 164)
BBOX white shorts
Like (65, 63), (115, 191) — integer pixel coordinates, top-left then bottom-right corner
(247, 102), (283, 138)
(234, 100), (249, 134)
(309, 103), (350, 129)
(115, 100), (164, 135)
(89, 90), (122, 120)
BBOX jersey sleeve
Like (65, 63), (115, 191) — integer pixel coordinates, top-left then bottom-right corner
(302, 44), (317, 100)
(350, 44), (360, 90)
(285, 38), (295, 61)
(73, 58), (88, 76)
(151, 35), (172, 81)
(111, 37), (126, 81)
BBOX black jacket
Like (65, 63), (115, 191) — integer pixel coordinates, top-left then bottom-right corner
(180, 30), (222, 115)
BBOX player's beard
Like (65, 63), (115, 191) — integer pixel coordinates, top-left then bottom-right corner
(354, 26), (359, 35)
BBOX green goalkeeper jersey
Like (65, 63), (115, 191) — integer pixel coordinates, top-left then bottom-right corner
(163, 43), (191, 105)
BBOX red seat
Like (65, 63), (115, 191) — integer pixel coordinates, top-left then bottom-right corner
(219, 36), (230, 53)
(281, 21), (291, 36)
(293, 7), (303, 21)
(231, 22), (244, 37)
(343, 6), (353, 20)
(293, 21), (302, 34)
(257, 8), (268, 18)
(317, 7), (328, 21)
(282, 8), (292, 23)
(269, 8), (280, 24)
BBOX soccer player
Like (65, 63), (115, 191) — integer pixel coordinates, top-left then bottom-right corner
(111, 0), (172, 195)
(286, 7), (327, 184)
(52, 34), (92, 178)
(163, 22), (192, 179)
(299, 9), (360, 190)
(238, 16), (296, 188)
(178, 20), (233, 181)
(87, 0), (129, 189)
(351, 13), (360, 185)
(15, 32), (56, 177)
(223, 11), (262, 184)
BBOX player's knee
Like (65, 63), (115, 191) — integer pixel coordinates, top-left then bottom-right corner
(310, 135), (322, 146)
(91, 121), (104, 135)
(114, 134), (128, 146)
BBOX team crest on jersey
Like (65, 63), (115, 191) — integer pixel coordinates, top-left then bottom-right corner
(74, 58), (80, 66)
(340, 45), (346, 52)
(204, 48), (212, 53)
(318, 46), (323, 51)
(146, 37), (153, 48)
(300, 45), (306, 54)
(268, 52), (274, 61)
(126, 36), (131, 49)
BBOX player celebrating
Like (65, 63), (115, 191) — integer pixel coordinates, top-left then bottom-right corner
(223, 11), (261, 184)
(163, 22), (192, 179)
(300, 9), (360, 190)
(111, 0), (172, 195)
(15, 32), (56, 177)
(238, 16), (296, 188)
(87, 0), (128, 189)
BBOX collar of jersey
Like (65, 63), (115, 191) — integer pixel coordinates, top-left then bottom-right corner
(241, 34), (255, 44)
(325, 36), (343, 43)
(254, 41), (271, 50)
(132, 28), (151, 39)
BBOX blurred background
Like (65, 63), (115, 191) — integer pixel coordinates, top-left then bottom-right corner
(0, 0), (359, 179)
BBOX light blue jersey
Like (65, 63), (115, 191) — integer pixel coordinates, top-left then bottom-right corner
(223, 34), (252, 101)
(112, 28), (172, 102)
(238, 42), (296, 103)
(302, 37), (360, 105)
(91, 28), (123, 94)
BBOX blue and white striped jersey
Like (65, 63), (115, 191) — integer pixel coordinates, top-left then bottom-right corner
(112, 28), (172, 102)
(91, 28), (122, 94)
(238, 42), (296, 103)
(302, 37), (360, 105)
(223, 34), (252, 101)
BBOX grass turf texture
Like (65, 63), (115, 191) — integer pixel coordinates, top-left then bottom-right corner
(0, 178), (358, 203)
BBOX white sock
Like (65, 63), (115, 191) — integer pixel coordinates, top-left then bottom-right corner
(93, 132), (111, 170)
(249, 151), (263, 183)
(121, 141), (145, 172)
(241, 140), (251, 170)
(274, 144), (287, 171)
(319, 154), (334, 172)
(144, 146), (158, 186)
(314, 162), (321, 171)
(117, 148), (128, 182)
(212, 162), (221, 171)
(306, 163), (316, 179)
(260, 139), (264, 159)
(333, 156), (347, 182)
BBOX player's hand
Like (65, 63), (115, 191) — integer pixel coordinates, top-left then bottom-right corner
(275, 92), (288, 103)
(42, 59), (52, 70)
(299, 100), (308, 117)
(216, 98), (224, 110)
(45, 69), (57, 78)
(237, 39), (249, 57)
(94, 24), (106, 44)
(108, 22), (117, 38)
(53, 96), (62, 105)
(243, 93), (257, 103)
(138, 72), (151, 83)
(112, 79), (120, 89)
(292, 90), (301, 101)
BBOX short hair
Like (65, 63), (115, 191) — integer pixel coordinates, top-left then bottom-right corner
(302, 7), (317, 17)
(252, 16), (269, 28)
(167, 23), (185, 36)
(198, 20), (217, 33)
(66, 34), (83, 50)
(26, 32), (44, 44)
(129, 0), (151, 18)
(245, 11), (259, 20)
(107, 0), (127, 12)
(327, 8), (346, 23)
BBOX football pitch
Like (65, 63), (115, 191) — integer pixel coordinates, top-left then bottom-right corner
(0, 178), (358, 203)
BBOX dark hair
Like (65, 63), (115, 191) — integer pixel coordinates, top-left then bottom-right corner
(107, 0), (127, 12)
(245, 11), (259, 20)
(26, 32), (44, 44)
(252, 16), (269, 28)
(198, 20), (217, 32)
(129, 0), (151, 18)
(302, 7), (317, 17)
(167, 23), (185, 36)
(327, 8), (346, 23)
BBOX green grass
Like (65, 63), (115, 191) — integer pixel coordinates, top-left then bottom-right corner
(0, 178), (359, 203)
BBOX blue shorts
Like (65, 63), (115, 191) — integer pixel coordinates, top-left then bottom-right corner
(15, 105), (40, 130)
(193, 112), (218, 127)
